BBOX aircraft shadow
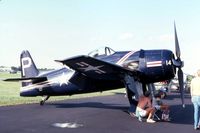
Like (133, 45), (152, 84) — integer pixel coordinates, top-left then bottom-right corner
(113, 91), (192, 100)
(47, 93), (194, 125)
(48, 101), (129, 111)
(168, 104), (193, 125)
(49, 101), (193, 125)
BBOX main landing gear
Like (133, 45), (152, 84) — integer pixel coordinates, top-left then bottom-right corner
(40, 95), (50, 106)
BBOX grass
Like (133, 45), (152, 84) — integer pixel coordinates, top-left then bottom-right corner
(0, 72), (124, 106)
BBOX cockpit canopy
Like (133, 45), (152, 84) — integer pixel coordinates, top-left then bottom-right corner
(88, 46), (115, 57)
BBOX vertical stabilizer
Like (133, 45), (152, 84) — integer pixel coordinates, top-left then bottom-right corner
(20, 50), (39, 86)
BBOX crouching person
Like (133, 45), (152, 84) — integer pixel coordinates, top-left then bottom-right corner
(135, 91), (156, 123)
(154, 93), (170, 121)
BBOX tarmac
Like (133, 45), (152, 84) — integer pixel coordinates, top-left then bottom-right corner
(0, 92), (198, 133)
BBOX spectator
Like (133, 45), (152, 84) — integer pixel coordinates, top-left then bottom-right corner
(190, 69), (200, 130)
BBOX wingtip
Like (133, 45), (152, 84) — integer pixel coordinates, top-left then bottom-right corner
(54, 60), (60, 62)
(54, 60), (64, 65)
(54, 60), (63, 63)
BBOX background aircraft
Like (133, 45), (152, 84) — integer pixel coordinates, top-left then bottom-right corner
(4, 24), (184, 109)
(0, 66), (20, 74)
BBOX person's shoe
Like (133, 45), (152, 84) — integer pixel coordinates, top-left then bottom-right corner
(194, 126), (199, 130)
(146, 119), (156, 123)
(129, 112), (136, 117)
(163, 118), (171, 122)
(138, 116), (142, 122)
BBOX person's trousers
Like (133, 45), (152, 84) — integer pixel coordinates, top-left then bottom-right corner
(191, 96), (200, 129)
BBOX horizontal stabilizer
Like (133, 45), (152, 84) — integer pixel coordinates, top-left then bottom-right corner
(3, 77), (47, 83)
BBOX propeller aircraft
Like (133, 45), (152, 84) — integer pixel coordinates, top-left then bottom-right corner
(4, 24), (185, 109)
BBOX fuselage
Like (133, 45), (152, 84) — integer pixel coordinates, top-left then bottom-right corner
(20, 49), (176, 97)
(96, 49), (176, 82)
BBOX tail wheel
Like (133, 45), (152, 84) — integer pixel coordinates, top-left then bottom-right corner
(40, 95), (50, 106)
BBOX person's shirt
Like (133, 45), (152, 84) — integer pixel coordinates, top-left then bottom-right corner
(155, 98), (163, 105)
(191, 76), (200, 96)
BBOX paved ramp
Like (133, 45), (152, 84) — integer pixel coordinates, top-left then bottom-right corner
(0, 93), (196, 133)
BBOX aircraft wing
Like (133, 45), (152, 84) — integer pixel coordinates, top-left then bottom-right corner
(55, 55), (136, 80)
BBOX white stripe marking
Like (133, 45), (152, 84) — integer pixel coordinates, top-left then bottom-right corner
(116, 51), (135, 65)
(146, 61), (162, 67)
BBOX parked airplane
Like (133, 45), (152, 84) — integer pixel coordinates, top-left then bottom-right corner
(4, 24), (185, 108)
(0, 66), (19, 74)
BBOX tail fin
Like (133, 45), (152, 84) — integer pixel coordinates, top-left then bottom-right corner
(20, 50), (39, 86)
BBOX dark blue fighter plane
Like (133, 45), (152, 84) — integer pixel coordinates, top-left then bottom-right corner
(4, 24), (185, 108)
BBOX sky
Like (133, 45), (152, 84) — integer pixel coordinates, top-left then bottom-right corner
(0, 0), (200, 74)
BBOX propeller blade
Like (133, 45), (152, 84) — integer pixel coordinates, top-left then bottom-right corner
(173, 23), (184, 108)
(174, 22), (181, 59)
(178, 68), (185, 108)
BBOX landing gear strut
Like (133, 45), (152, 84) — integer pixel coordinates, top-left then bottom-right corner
(40, 95), (50, 106)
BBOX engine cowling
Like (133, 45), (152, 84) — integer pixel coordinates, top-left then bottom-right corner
(137, 49), (176, 83)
